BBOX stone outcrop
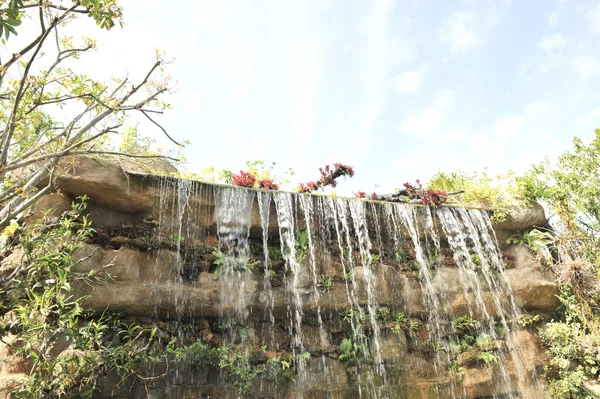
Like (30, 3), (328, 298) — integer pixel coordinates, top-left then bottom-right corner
(1, 156), (560, 399)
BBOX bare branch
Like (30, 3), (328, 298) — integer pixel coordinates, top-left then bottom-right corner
(140, 110), (183, 147)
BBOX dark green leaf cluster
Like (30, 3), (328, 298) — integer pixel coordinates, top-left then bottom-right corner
(1, 197), (155, 398)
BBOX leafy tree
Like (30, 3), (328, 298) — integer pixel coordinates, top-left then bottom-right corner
(0, 0), (181, 231)
(519, 129), (600, 235)
(518, 130), (600, 397)
(0, 197), (157, 397)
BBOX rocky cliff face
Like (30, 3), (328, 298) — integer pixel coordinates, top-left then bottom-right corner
(1, 157), (557, 398)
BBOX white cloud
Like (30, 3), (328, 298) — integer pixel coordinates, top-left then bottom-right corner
(398, 90), (455, 136)
(394, 63), (431, 94)
(438, 11), (483, 54)
(490, 116), (525, 147)
(572, 57), (599, 80)
(438, 2), (510, 56)
(587, 3), (600, 34)
(471, 116), (525, 153)
(285, 38), (322, 138)
(436, 128), (468, 144)
(538, 33), (569, 52)
(434, 90), (456, 108)
(548, 10), (560, 27)
(525, 100), (550, 115)
(470, 132), (491, 154)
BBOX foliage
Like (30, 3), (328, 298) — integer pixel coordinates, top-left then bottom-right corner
(392, 311), (408, 324)
(478, 351), (498, 365)
(295, 230), (309, 262)
(265, 269), (277, 281)
(338, 335), (369, 365)
(518, 129), (600, 234)
(537, 288), (600, 398)
(231, 171), (257, 188)
(0, 197), (156, 398)
(375, 306), (391, 322)
(369, 253), (381, 263)
(257, 178), (279, 190)
(400, 180), (448, 207)
(470, 253), (482, 270)
(428, 169), (526, 222)
(507, 229), (554, 263)
(230, 168), (281, 191)
(212, 249), (259, 280)
(297, 163), (355, 193)
(0, 1), (178, 231)
(408, 321), (421, 337)
(264, 357), (294, 386)
(339, 307), (367, 328)
(168, 338), (218, 370)
(395, 249), (411, 263)
(452, 315), (477, 334)
(448, 360), (465, 373)
(509, 131), (600, 397)
(475, 333), (493, 351)
(518, 314), (543, 328)
(216, 346), (262, 396)
(245, 160), (294, 187)
(268, 247), (283, 262)
(342, 271), (354, 283)
(459, 335), (476, 352)
(317, 274), (334, 292)
(408, 260), (420, 273)
(338, 338), (358, 364)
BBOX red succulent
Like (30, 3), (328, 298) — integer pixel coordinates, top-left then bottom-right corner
(257, 178), (279, 190)
(231, 170), (257, 188)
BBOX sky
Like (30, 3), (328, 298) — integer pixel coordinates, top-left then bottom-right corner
(6, 0), (600, 194)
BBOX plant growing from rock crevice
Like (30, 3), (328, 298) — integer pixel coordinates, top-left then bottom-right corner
(0, 197), (157, 397)
(317, 274), (334, 292)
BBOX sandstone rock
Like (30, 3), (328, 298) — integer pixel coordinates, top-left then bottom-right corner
(406, 376), (458, 399)
(505, 268), (560, 312)
(504, 245), (537, 270)
(0, 375), (25, 399)
(508, 329), (547, 370)
(457, 350), (479, 367)
(0, 335), (31, 375)
(404, 354), (438, 379)
(30, 193), (73, 220)
(494, 203), (547, 230)
(378, 331), (408, 364)
(286, 357), (348, 398)
(301, 324), (333, 353)
(0, 247), (23, 279)
(462, 367), (503, 398)
(52, 156), (157, 214)
(116, 157), (177, 176)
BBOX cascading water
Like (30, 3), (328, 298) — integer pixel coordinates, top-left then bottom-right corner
(144, 179), (543, 399)
(213, 186), (256, 322)
(257, 191), (276, 348)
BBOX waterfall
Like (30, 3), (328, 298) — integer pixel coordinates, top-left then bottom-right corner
(146, 180), (542, 399)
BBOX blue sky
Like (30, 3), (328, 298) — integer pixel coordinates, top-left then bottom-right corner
(19, 0), (600, 193)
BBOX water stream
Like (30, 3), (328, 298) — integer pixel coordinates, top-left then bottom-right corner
(149, 180), (541, 398)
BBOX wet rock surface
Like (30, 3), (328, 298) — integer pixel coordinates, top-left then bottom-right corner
(3, 157), (556, 399)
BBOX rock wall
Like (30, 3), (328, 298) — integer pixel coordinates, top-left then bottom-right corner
(1, 157), (558, 398)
